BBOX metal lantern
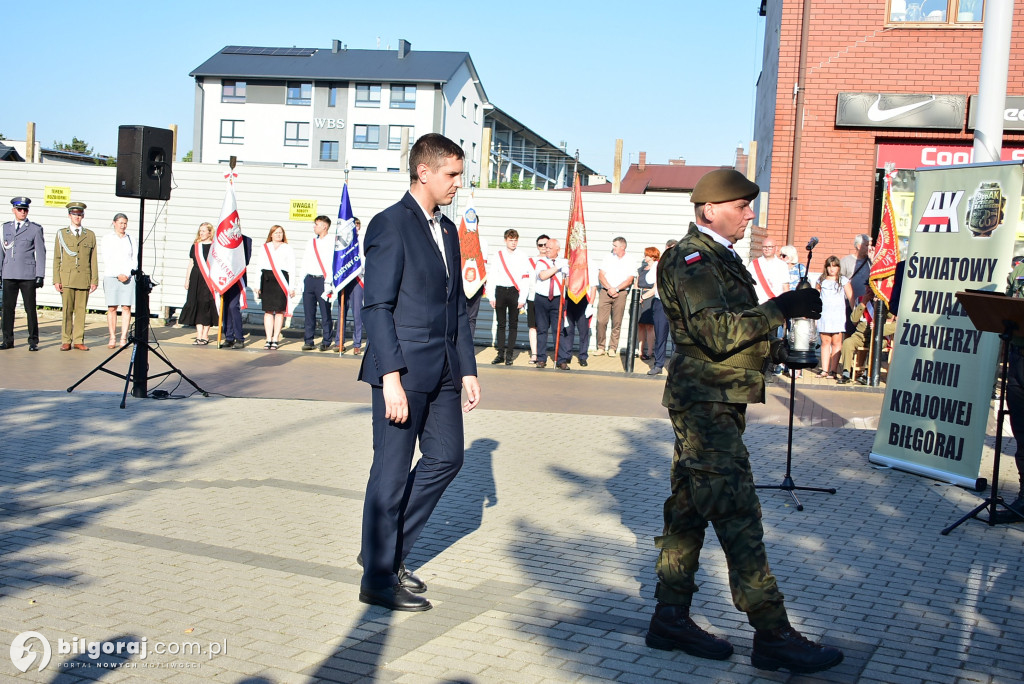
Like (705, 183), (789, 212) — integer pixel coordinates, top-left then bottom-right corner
(785, 238), (820, 369)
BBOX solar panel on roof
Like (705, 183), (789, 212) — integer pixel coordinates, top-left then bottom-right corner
(222, 46), (316, 57)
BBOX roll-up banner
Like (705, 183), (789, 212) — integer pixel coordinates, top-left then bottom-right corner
(870, 161), (1022, 488)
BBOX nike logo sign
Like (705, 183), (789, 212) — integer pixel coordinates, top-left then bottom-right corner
(866, 95), (936, 122)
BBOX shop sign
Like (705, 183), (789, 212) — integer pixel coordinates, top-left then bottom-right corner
(837, 93), (966, 129)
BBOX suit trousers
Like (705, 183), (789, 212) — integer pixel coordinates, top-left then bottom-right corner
(221, 284), (244, 342)
(655, 401), (788, 631)
(302, 275), (334, 346)
(1005, 346), (1024, 497)
(338, 280), (364, 349)
(60, 287), (90, 344)
(2, 279), (39, 345)
(557, 297), (590, 363)
(651, 298), (669, 370)
(361, 371), (464, 590)
(596, 288), (629, 352)
(493, 285), (520, 355)
(534, 295), (561, 363)
(466, 287), (483, 342)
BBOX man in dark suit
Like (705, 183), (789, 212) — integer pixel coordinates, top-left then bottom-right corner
(357, 134), (481, 612)
(220, 234), (252, 348)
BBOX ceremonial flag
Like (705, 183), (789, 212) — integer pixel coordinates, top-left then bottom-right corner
(331, 183), (362, 294)
(458, 199), (486, 297)
(205, 173), (247, 307)
(563, 174), (590, 304)
(869, 173), (901, 306)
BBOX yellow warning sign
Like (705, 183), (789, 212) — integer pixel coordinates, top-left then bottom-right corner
(289, 200), (318, 222)
(45, 186), (71, 207)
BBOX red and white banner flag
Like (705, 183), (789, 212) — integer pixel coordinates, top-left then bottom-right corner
(208, 173), (247, 307)
(458, 199), (486, 297)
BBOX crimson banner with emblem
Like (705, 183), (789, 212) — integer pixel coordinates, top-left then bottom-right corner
(870, 174), (900, 306)
(458, 199), (486, 297)
(563, 174), (590, 304)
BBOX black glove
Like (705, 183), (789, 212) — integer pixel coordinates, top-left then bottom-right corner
(773, 288), (822, 319)
(34, 277), (44, 289)
(769, 338), (790, 365)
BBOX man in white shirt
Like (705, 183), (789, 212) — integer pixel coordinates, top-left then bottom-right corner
(596, 237), (636, 356)
(531, 238), (567, 368)
(487, 228), (530, 365)
(300, 215), (336, 351)
(526, 234), (550, 363)
(747, 238), (790, 304)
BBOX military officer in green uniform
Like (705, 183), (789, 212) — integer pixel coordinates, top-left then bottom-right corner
(995, 259), (1024, 523)
(646, 169), (843, 674)
(53, 201), (98, 350)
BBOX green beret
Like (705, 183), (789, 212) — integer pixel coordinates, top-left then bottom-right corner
(691, 169), (759, 204)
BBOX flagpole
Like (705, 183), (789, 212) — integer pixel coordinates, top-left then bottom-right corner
(337, 291), (346, 355)
(216, 295), (224, 347)
(554, 152), (580, 360)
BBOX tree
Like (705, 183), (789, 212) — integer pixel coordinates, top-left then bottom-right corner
(0, 132), (6, 141)
(52, 137), (94, 156)
(182, 150), (193, 163)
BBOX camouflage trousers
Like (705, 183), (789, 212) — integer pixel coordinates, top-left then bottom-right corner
(655, 401), (789, 630)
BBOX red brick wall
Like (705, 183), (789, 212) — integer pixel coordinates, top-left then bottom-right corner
(768, 0), (1024, 260)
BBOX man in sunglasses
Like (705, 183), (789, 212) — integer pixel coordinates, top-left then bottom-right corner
(1, 197), (46, 351)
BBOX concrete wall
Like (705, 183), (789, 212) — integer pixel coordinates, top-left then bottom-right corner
(0, 162), (694, 349)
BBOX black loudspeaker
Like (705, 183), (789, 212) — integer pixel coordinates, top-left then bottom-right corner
(115, 125), (173, 200)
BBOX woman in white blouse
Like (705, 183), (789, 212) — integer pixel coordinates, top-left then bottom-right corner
(100, 213), (136, 348)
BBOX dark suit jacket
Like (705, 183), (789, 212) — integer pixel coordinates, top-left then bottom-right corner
(358, 192), (477, 393)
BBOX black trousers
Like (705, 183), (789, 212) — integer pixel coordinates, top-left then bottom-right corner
(534, 295), (561, 363)
(2, 279), (39, 345)
(557, 297), (590, 363)
(361, 370), (464, 590)
(1005, 346), (1024, 497)
(493, 285), (520, 355)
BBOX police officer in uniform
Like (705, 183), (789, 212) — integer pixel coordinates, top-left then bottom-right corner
(53, 201), (98, 350)
(647, 169), (844, 674)
(0, 197), (46, 351)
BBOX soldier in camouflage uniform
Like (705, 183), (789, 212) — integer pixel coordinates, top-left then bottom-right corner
(645, 169), (844, 675)
(995, 260), (1024, 523)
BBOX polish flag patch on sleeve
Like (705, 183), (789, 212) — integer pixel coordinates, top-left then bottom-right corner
(684, 251), (701, 265)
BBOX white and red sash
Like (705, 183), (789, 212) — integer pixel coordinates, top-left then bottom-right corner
(312, 237), (332, 300)
(264, 243), (294, 317)
(498, 250), (521, 291)
(193, 242), (218, 300)
(752, 258), (777, 299)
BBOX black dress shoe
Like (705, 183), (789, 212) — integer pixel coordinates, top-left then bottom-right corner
(233, 340), (245, 349)
(359, 584), (432, 612)
(356, 553), (427, 593)
(28, 344), (38, 352)
(491, 352), (505, 365)
(556, 361), (571, 370)
(219, 340), (233, 348)
(0, 342), (12, 350)
(836, 376), (851, 385)
(578, 359), (588, 367)
(504, 356), (513, 365)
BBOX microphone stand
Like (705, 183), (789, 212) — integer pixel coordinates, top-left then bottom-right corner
(755, 241), (837, 510)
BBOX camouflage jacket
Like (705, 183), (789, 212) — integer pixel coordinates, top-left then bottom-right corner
(658, 223), (785, 407)
(1007, 261), (1024, 347)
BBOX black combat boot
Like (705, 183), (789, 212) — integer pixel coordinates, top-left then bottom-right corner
(645, 604), (733, 660)
(751, 625), (843, 674)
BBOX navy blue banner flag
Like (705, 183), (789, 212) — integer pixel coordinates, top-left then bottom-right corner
(332, 183), (362, 293)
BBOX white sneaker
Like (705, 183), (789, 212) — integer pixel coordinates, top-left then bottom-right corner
(608, 349), (618, 357)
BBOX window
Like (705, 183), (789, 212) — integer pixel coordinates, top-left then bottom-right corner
(328, 86), (338, 107)
(390, 84), (416, 109)
(352, 166), (377, 172)
(472, 142), (478, 163)
(287, 82), (312, 105)
(353, 124), (380, 149)
(356, 83), (381, 107)
(222, 80), (246, 103)
(320, 141), (339, 162)
(220, 120), (243, 144)
(388, 125), (414, 150)
(474, 103), (480, 123)
(284, 122), (309, 146)
(461, 96), (467, 117)
(887, 0), (983, 25)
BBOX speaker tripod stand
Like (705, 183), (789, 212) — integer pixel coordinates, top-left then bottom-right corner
(67, 196), (207, 408)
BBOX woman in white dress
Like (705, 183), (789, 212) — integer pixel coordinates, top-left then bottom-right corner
(815, 256), (854, 378)
(100, 213), (136, 348)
